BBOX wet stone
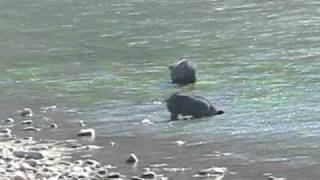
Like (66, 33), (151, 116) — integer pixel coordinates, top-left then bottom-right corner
(22, 126), (41, 132)
(131, 176), (144, 180)
(21, 108), (33, 118)
(4, 118), (14, 124)
(141, 171), (157, 179)
(50, 123), (58, 129)
(107, 172), (122, 178)
(21, 120), (33, 125)
(77, 128), (95, 137)
(13, 151), (44, 160)
(126, 153), (139, 164)
(1, 128), (11, 134)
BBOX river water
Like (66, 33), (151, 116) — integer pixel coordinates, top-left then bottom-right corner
(1, 0), (320, 179)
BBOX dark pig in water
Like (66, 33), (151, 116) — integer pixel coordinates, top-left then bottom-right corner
(169, 59), (196, 85)
(166, 93), (224, 120)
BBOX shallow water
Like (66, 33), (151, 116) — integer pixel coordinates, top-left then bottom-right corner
(1, 0), (320, 179)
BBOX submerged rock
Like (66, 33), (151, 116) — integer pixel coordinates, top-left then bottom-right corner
(126, 153), (139, 164)
(50, 123), (58, 129)
(77, 128), (95, 137)
(141, 171), (157, 179)
(22, 126), (41, 132)
(194, 167), (227, 179)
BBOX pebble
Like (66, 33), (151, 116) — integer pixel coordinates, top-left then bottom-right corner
(141, 119), (154, 125)
(141, 171), (157, 179)
(22, 126), (41, 132)
(77, 128), (95, 137)
(50, 123), (58, 129)
(21, 120), (33, 125)
(267, 176), (287, 180)
(13, 151), (44, 160)
(126, 153), (139, 164)
(1, 128), (12, 134)
(4, 118), (14, 124)
(20, 108), (33, 118)
(194, 166), (227, 178)
(97, 169), (108, 176)
(172, 140), (185, 146)
(107, 172), (122, 178)
(131, 176), (144, 180)
(79, 120), (86, 127)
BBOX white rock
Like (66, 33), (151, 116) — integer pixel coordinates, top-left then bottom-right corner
(77, 128), (95, 137)
(141, 119), (154, 125)
(172, 140), (185, 146)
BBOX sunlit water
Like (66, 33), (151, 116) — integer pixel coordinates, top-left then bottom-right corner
(1, 0), (320, 179)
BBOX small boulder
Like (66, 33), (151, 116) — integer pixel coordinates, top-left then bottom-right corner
(77, 128), (95, 137)
(50, 123), (58, 129)
(126, 153), (139, 164)
(141, 171), (157, 179)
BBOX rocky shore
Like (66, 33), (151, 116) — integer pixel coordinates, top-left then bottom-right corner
(0, 107), (230, 180)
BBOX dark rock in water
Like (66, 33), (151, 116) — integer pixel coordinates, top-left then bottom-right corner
(107, 172), (122, 178)
(166, 93), (224, 120)
(50, 123), (58, 129)
(141, 171), (157, 179)
(13, 150), (44, 160)
(169, 59), (196, 85)
(21, 120), (33, 125)
(4, 118), (14, 124)
(77, 128), (95, 137)
(126, 153), (139, 164)
(20, 108), (33, 118)
(131, 176), (144, 180)
(194, 166), (227, 179)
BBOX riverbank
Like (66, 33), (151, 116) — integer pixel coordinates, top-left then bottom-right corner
(1, 106), (319, 180)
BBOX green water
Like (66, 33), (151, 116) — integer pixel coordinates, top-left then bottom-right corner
(1, 0), (320, 178)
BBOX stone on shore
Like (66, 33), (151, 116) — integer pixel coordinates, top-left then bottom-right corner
(126, 153), (139, 164)
(4, 118), (14, 124)
(77, 128), (95, 137)
(21, 120), (33, 125)
(13, 150), (44, 160)
(194, 166), (227, 179)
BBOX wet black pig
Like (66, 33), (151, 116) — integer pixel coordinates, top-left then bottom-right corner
(166, 93), (224, 120)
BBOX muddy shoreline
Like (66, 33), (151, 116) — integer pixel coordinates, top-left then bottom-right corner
(1, 107), (319, 180)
